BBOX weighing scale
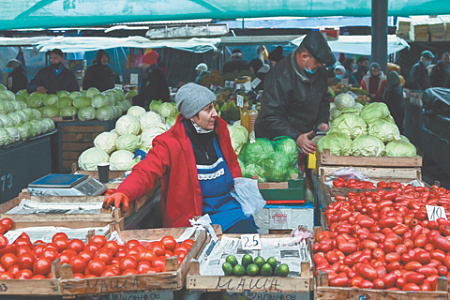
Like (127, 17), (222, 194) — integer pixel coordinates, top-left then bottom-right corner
(28, 174), (106, 196)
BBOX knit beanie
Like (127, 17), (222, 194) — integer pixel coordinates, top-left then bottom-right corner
(175, 83), (216, 119)
(142, 51), (159, 66)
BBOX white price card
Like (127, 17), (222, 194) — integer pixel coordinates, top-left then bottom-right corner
(237, 95), (244, 108)
(241, 234), (262, 250)
(346, 91), (359, 99)
(130, 73), (139, 85)
(426, 205), (447, 221)
(210, 84), (218, 93)
(251, 77), (262, 89)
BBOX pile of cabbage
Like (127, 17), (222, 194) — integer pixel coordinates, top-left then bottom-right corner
(320, 99), (416, 157)
(0, 85), (55, 148)
(78, 106), (176, 171)
(148, 100), (179, 127)
(20, 87), (137, 122)
(238, 137), (300, 182)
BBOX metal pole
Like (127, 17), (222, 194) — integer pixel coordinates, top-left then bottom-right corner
(372, 0), (388, 73)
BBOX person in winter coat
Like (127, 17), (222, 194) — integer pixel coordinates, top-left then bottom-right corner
(103, 83), (257, 233)
(222, 49), (249, 74)
(268, 46), (284, 66)
(334, 64), (358, 86)
(352, 56), (370, 85)
(405, 50), (435, 91)
(131, 51), (170, 109)
(194, 63), (209, 84)
(83, 50), (116, 92)
(361, 62), (387, 102)
(430, 52), (450, 88)
(383, 71), (404, 132)
(6, 59), (28, 93)
(27, 49), (79, 94)
(254, 31), (336, 155)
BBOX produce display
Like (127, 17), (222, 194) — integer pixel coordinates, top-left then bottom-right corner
(17, 86), (136, 122)
(332, 177), (404, 190)
(0, 228), (194, 279)
(320, 101), (417, 157)
(78, 103), (177, 171)
(328, 83), (370, 104)
(222, 254), (289, 277)
(0, 86), (55, 148)
(314, 183), (450, 291)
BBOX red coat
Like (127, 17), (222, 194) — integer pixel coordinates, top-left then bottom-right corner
(116, 115), (242, 228)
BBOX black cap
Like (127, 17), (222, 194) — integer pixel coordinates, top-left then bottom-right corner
(300, 31), (336, 66)
(269, 46), (284, 62)
(50, 48), (64, 57)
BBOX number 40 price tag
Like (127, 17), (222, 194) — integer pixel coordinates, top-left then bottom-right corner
(426, 205), (447, 221)
(241, 234), (262, 250)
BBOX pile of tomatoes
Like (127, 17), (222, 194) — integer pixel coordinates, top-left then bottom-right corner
(0, 229), (194, 280)
(314, 183), (450, 291)
(0, 218), (14, 248)
(332, 177), (404, 190)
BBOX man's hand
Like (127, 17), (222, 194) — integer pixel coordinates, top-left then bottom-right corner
(296, 131), (317, 154)
(102, 192), (131, 211)
(37, 86), (47, 94)
(318, 123), (329, 132)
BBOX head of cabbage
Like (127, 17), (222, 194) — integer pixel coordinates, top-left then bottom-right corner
(334, 93), (356, 110)
(138, 125), (166, 152)
(127, 106), (146, 118)
(116, 115), (141, 136)
(115, 134), (139, 152)
(261, 152), (290, 182)
(317, 132), (352, 156)
(329, 113), (367, 139)
(351, 135), (385, 157)
(94, 131), (118, 154)
(139, 111), (164, 132)
(110, 150), (140, 170)
(367, 119), (400, 143)
(360, 102), (390, 124)
(78, 106), (96, 121)
(385, 140), (417, 157)
(242, 138), (274, 165)
(227, 124), (248, 155)
(272, 136), (298, 166)
(158, 102), (178, 118)
(78, 147), (110, 170)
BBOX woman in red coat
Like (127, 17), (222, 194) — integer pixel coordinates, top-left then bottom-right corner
(361, 62), (387, 102)
(103, 83), (258, 233)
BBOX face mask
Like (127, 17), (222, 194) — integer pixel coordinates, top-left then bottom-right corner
(423, 60), (431, 68)
(101, 61), (108, 65)
(335, 74), (344, 80)
(6, 67), (13, 73)
(304, 58), (316, 74)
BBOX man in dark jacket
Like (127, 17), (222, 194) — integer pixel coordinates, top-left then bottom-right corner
(27, 49), (79, 94)
(352, 56), (370, 85)
(6, 59), (28, 93)
(83, 50), (116, 92)
(131, 51), (170, 109)
(222, 50), (249, 74)
(430, 52), (450, 88)
(405, 50), (434, 91)
(254, 31), (336, 154)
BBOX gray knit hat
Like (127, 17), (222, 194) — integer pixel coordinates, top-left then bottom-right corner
(175, 83), (216, 119)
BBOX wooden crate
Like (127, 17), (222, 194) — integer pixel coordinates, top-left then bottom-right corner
(252, 174), (306, 202)
(186, 233), (313, 293)
(318, 166), (422, 182)
(58, 226), (209, 296)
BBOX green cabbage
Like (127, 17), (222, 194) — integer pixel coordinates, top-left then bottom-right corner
(56, 90), (70, 98)
(228, 124), (248, 155)
(330, 107), (341, 121)
(165, 116), (177, 128)
(94, 132), (118, 154)
(78, 106), (96, 121)
(243, 163), (266, 183)
(116, 115), (141, 136)
(41, 118), (55, 131)
(400, 135), (410, 142)
(125, 90), (138, 99)
(334, 93), (356, 110)
(351, 135), (385, 157)
(60, 106), (78, 117)
(138, 125), (166, 152)
(42, 105), (59, 118)
(16, 123), (30, 140)
(86, 87), (100, 98)
(110, 150), (140, 170)
(31, 109), (41, 120)
(127, 106), (146, 118)
(91, 94), (109, 108)
(7, 112), (23, 126)
(330, 113), (367, 139)
(115, 134), (139, 152)
(118, 100), (132, 112)
(272, 136), (298, 166)
(43, 94), (58, 106)
(0, 114), (14, 127)
(360, 102), (390, 124)
(0, 128), (11, 146)
(69, 91), (82, 100)
(139, 111), (164, 132)
(78, 147), (110, 171)
(158, 102), (177, 118)
(149, 100), (162, 112)
(243, 138), (274, 165)
(317, 132), (352, 156)
(5, 127), (20, 143)
(262, 152), (290, 182)
(73, 96), (91, 108)
(367, 119), (400, 143)
(285, 166), (300, 181)
(385, 140), (417, 157)
(95, 105), (115, 121)
(57, 97), (72, 109)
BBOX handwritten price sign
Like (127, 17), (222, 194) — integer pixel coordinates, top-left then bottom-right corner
(426, 205), (447, 221)
(241, 234), (261, 250)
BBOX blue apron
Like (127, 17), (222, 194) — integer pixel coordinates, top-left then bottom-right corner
(197, 138), (254, 232)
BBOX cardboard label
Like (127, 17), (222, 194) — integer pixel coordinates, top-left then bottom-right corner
(240, 234), (262, 250)
(426, 205), (447, 221)
(237, 95), (244, 108)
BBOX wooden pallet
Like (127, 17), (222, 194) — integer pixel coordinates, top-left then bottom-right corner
(58, 226), (209, 296)
(186, 233), (313, 293)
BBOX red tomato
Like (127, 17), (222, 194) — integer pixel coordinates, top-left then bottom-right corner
(126, 240), (141, 250)
(84, 243), (99, 253)
(87, 259), (106, 276)
(174, 245), (190, 257)
(101, 270), (119, 277)
(150, 242), (165, 257)
(17, 246), (32, 256)
(119, 257), (138, 272)
(165, 250), (175, 258)
(182, 239), (195, 248)
(52, 232), (68, 243)
(8, 264), (20, 277)
(17, 253), (35, 270)
(90, 235), (107, 247)
(14, 238), (32, 248)
(31, 274), (47, 280)
(1, 253), (17, 269)
(122, 269), (138, 276)
(15, 269), (33, 280)
(42, 248), (58, 261)
(73, 273), (84, 279)
(402, 283), (421, 291)
(85, 274), (98, 278)
(137, 249), (155, 262)
(152, 256), (166, 272)
(0, 272), (13, 279)
(137, 261), (153, 274)
(94, 249), (114, 265)
(0, 218), (13, 232)
(104, 241), (119, 256)
(54, 239), (69, 252)
(68, 239), (85, 253)
(0, 234), (9, 249)
(33, 257), (52, 275)
(69, 255), (87, 273)
(79, 251), (93, 262)
(161, 236), (177, 251)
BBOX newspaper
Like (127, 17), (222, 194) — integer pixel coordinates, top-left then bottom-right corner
(4, 225), (110, 243)
(197, 236), (311, 276)
(6, 199), (103, 215)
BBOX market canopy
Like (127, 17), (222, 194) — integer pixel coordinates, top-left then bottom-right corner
(1, 0), (450, 31)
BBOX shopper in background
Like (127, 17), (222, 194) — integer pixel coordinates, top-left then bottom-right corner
(383, 71), (404, 132)
(27, 48), (79, 94)
(82, 50), (116, 92)
(405, 50), (435, 91)
(430, 52), (450, 88)
(361, 62), (387, 102)
(253, 63), (270, 91)
(222, 49), (248, 74)
(131, 51), (170, 109)
(352, 56), (370, 85)
(194, 63), (209, 84)
(268, 46), (284, 66)
(334, 64), (358, 86)
(342, 57), (358, 85)
(103, 83), (257, 233)
(6, 59), (28, 93)
(248, 58), (263, 75)
(255, 31), (335, 157)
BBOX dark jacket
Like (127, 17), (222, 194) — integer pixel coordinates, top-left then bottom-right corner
(254, 52), (330, 141)
(430, 60), (450, 88)
(383, 72), (404, 132)
(27, 65), (79, 94)
(223, 58), (249, 74)
(83, 64), (116, 92)
(405, 61), (430, 91)
(7, 65), (28, 93)
(132, 65), (170, 109)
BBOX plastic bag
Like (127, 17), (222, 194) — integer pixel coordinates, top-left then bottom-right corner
(230, 177), (266, 217)
(330, 167), (370, 181)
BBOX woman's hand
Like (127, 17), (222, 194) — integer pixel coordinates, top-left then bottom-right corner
(102, 192), (131, 211)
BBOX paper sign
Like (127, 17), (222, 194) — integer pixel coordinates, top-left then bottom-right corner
(236, 95), (244, 108)
(114, 84), (123, 90)
(251, 77), (262, 89)
(4, 231), (22, 244)
(130, 73), (139, 85)
(241, 234), (262, 250)
(243, 81), (252, 92)
(426, 205), (447, 221)
(210, 84), (218, 93)
(346, 91), (359, 99)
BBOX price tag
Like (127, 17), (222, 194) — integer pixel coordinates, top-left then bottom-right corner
(426, 205), (447, 221)
(114, 84), (123, 90)
(346, 91), (359, 99)
(341, 78), (349, 85)
(243, 81), (252, 92)
(130, 73), (139, 85)
(4, 231), (23, 244)
(241, 234), (262, 250)
(210, 84), (218, 93)
(236, 95), (244, 108)
(251, 77), (262, 89)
